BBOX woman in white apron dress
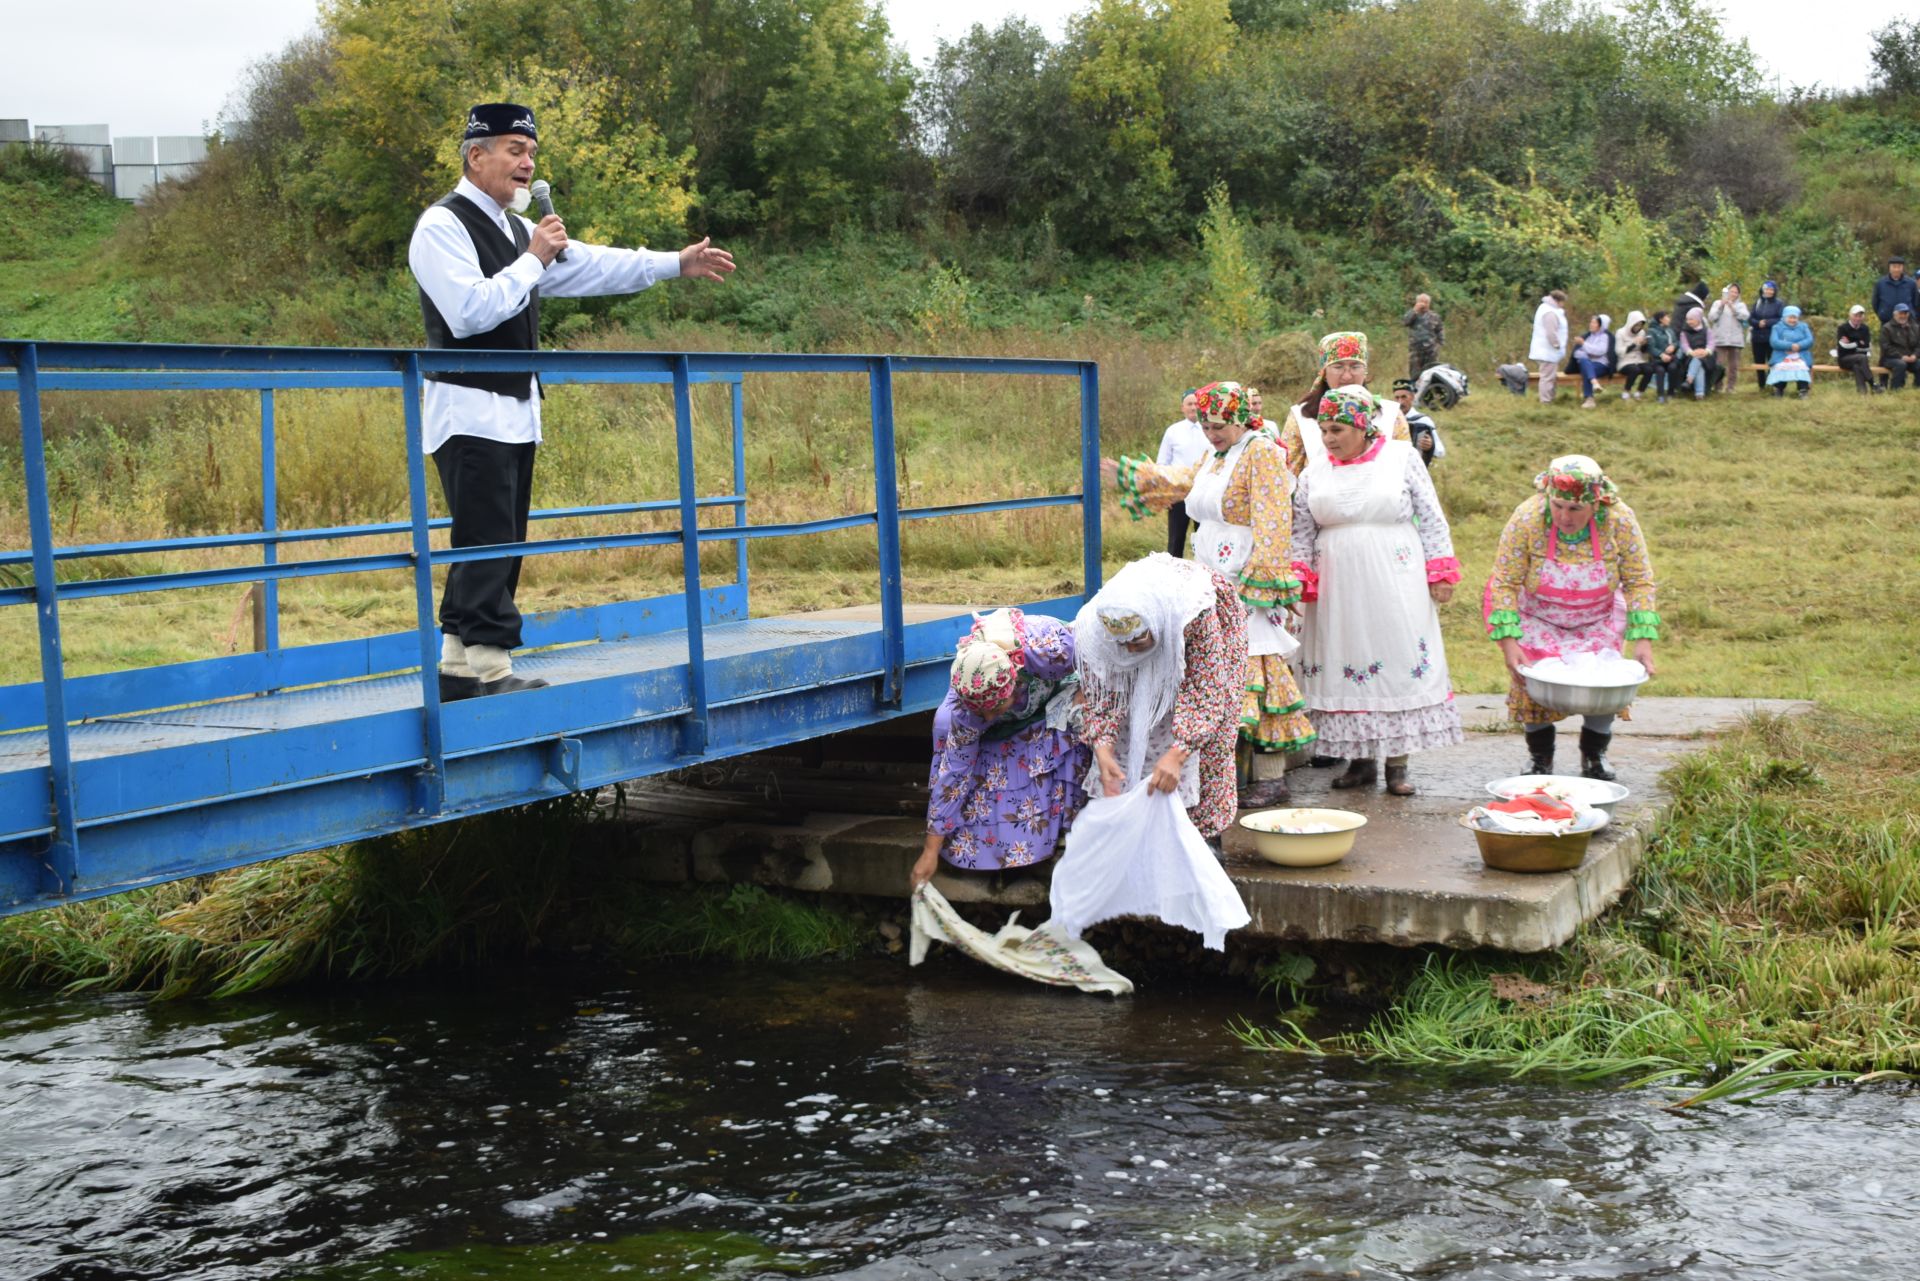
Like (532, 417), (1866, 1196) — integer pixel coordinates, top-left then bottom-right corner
(1278, 331), (1411, 479)
(1484, 455), (1660, 781)
(1291, 387), (1464, 796)
(1106, 381), (1316, 806)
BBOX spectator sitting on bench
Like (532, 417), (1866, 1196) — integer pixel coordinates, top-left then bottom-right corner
(1616, 311), (1661, 401)
(1766, 306), (1814, 399)
(1836, 305), (1878, 395)
(1570, 313), (1615, 409)
(1678, 308), (1721, 399)
(1883, 303), (1920, 390)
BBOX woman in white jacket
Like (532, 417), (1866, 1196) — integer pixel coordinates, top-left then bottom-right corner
(1707, 285), (1751, 392)
(1529, 290), (1568, 404)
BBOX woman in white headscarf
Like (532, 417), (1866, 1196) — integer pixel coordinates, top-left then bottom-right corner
(1074, 554), (1248, 842)
(910, 609), (1090, 889)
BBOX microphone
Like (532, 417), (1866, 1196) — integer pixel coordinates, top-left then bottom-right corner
(528, 180), (567, 263)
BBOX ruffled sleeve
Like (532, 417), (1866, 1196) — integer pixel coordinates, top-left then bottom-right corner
(925, 698), (985, 835)
(1290, 470), (1320, 601)
(1404, 447), (1458, 572)
(1020, 615), (1076, 681)
(1484, 497), (1538, 638)
(1231, 435), (1301, 609)
(1608, 504), (1660, 639)
(1116, 455), (1202, 520)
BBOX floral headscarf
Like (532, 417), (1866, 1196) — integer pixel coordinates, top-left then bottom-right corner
(1193, 380), (1251, 428)
(949, 608), (1028, 715)
(1318, 331), (1369, 369)
(1316, 386), (1378, 439)
(1535, 454), (1619, 513)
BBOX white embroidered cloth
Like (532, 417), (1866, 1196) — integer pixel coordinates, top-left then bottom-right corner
(909, 884), (1134, 996)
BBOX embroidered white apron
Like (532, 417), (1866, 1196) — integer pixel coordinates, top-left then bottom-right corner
(1184, 437), (1297, 660)
(1297, 439), (1451, 713)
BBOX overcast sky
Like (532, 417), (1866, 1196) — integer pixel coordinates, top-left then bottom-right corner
(4, 0), (1909, 138)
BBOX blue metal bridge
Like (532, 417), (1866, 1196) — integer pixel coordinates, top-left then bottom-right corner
(0, 341), (1101, 916)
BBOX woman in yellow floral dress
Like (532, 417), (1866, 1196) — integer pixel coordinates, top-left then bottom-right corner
(1099, 380), (1314, 806)
(1483, 454), (1659, 782)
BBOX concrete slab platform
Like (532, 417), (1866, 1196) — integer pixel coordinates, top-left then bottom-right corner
(611, 696), (1812, 953)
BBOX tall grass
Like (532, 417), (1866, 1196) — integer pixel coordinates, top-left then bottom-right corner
(1238, 711), (1920, 1084)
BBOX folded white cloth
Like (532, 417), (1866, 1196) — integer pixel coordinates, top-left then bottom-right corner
(1049, 783), (1251, 951)
(909, 884), (1133, 996)
(1467, 804), (1582, 836)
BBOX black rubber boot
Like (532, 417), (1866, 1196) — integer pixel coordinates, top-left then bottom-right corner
(1579, 727), (1617, 781)
(478, 673), (551, 697)
(439, 672), (483, 702)
(1330, 759), (1377, 790)
(1241, 776), (1292, 809)
(1524, 725), (1556, 774)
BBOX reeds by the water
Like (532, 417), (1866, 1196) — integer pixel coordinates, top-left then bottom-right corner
(1237, 711), (1920, 1087)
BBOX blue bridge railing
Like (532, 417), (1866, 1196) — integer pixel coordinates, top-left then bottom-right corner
(0, 340), (1102, 912)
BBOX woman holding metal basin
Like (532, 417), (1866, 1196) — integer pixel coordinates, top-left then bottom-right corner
(1483, 455), (1660, 782)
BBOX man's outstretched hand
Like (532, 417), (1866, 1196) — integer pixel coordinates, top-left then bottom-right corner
(680, 237), (736, 283)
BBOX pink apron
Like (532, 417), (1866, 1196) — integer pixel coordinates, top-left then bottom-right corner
(1482, 520), (1626, 665)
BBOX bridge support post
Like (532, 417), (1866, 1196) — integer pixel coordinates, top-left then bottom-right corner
(256, 388), (280, 666)
(868, 357), (904, 707)
(673, 355), (710, 755)
(400, 354), (446, 814)
(1079, 362), (1103, 600)
(14, 344), (80, 894)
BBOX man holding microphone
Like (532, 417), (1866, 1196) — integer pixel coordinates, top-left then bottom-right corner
(410, 102), (735, 699)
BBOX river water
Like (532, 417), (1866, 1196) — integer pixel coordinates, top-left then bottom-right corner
(2, 960), (1915, 1281)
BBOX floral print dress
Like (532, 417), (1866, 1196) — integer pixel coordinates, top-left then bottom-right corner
(1079, 569), (1248, 838)
(1483, 494), (1660, 724)
(926, 615), (1090, 872)
(1114, 433), (1317, 754)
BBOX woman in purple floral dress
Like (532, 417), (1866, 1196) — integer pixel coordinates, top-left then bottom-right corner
(910, 610), (1091, 888)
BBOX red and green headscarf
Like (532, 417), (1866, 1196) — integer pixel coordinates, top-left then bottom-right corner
(1316, 386), (1378, 438)
(1535, 454), (1620, 512)
(1318, 331), (1369, 368)
(1193, 380), (1252, 427)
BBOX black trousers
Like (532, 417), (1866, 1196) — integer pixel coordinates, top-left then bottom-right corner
(432, 435), (537, 650)
(1889, 358), (1917, 390)
(1839, 353), (1875, 393)
(1167, 501), (1190, 557)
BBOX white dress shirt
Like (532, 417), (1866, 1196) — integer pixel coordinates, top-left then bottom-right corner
(408, 177), (682, 453)
(1156, 418), (1209, 469)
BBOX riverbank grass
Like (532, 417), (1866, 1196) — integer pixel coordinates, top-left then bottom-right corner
(1239, 708), (1920, 1087)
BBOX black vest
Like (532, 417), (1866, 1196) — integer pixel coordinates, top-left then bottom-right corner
(418, 192), (541, 400)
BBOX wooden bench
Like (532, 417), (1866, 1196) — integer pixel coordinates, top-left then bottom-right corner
(1526, 363), (1895, 388)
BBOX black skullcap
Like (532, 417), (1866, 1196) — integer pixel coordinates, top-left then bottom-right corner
(1892, 255), (1907, 265)
(463, 103), (537, 142)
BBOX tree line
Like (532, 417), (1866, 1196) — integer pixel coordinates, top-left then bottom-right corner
(124, 0), (1920, 338)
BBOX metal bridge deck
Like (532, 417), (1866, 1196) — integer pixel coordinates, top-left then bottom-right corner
(0, 616), (880, 772)
(0, 339), (1102, 916)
